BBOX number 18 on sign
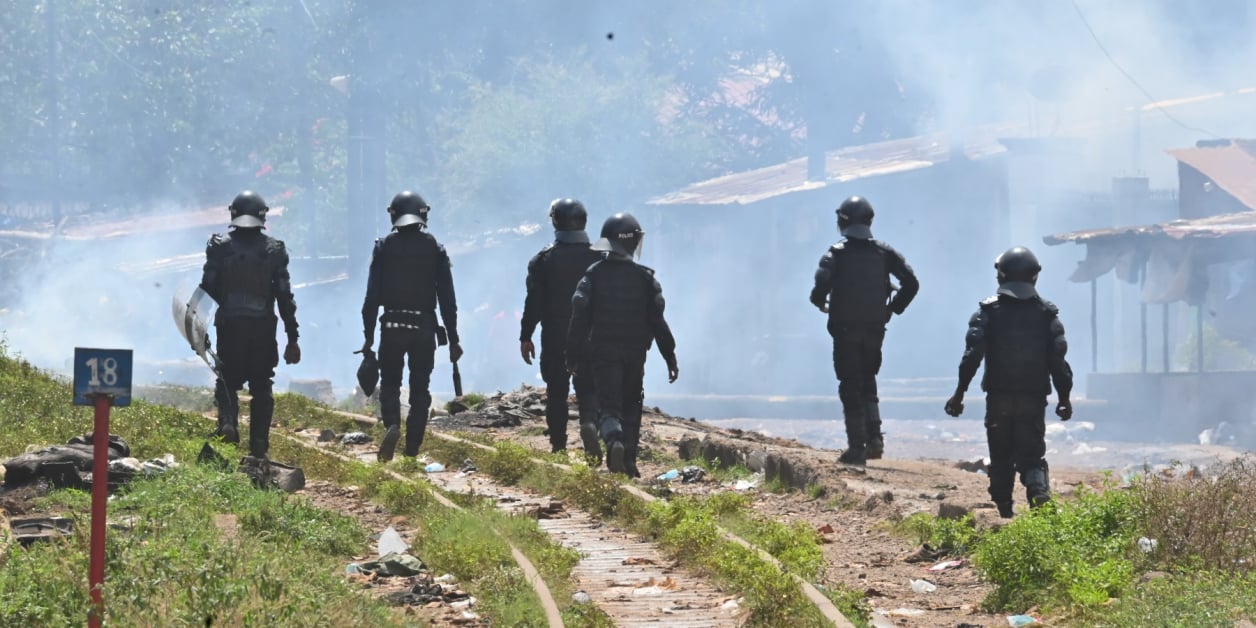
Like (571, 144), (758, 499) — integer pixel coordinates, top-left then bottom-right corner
(73, 347), (132, 628)
(74, 348), (132, 407)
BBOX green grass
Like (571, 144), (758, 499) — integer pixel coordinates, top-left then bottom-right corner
(1070, 570), (1256, 627)
(0, 464), (400, 626)
(0, 347), (557, 626)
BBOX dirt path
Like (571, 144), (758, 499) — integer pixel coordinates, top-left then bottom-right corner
(426, 387), (1127, 627)
(332, 437), (746, 627)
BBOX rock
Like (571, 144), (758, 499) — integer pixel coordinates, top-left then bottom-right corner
(746, 450), (768, 472)
(289, 379), (336, 406)
(317, 429), (336, 443)
(937, 502), (971, 520)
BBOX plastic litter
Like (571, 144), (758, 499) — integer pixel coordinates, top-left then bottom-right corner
(341, 432), (371, 445)
(571, 591), (592, 604)
(1007, 615), (1040, 627)
(345, 563), (362, 575)
(1137, 537), (1159, 553)
(377, 526), (408, 557)
(731, 471), (765, 491)
(928, 559), (965, 571)
(909, 578), (937, 594)
(424, 462), (445, 473)
(885, 607), (926, 617)
(656, 469), (680, 482)
(680, 465), (706, 483)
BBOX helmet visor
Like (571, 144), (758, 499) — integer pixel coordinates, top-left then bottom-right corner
(230, 214), (265, 228)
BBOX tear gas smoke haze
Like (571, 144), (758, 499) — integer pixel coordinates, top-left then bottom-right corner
(2, 1), (1254, 452)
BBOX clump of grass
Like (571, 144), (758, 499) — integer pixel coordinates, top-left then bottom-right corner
(891, 512), (980, 555)
(273, 392), (364, 434)
(135, 384), (216, 413)
(447, 392), (488, 413)
(1132, 457), (1256, 572)
(972, 485), (1139, 611)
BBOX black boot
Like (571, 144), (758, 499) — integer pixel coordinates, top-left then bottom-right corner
(378, 410), (401, 462)
(607, 439), (626, 474)
(580, 421), (602, 464)
(1024, 465), (1051, 508)
(996, 501), (1015, 518)
(865, 402), (884, 460)
(838, 446), (867, 466)
(213, 379), (240, 444)
(248, 386), (274, 459)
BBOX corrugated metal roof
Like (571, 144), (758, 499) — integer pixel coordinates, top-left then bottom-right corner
(0, 205), (288, 241)
(1044, 210), (1256, 245)
(1167, 139), (1256, 212)
(645, 128), (1014, 207)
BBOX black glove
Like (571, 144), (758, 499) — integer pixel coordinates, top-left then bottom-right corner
(944, 391), (965, 417)
(666, 355), (679, 383)
(449, 342), (463, 363)
(284, 341), (301, 365)
(1056, 399), (1073, 421)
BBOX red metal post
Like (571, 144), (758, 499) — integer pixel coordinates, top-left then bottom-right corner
(89, 394), (110, 628)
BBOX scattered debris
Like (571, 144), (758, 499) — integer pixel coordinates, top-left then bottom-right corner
(377, 526), (408, 556)
(631, 577), (680, 596)
(8, 515), (74, 546)
(357, 551), (426, 577)
(680, 465), (706, 483)
(817, 523), (836, 535)
(1137, 537), (1159, 554)
(1007, 614), (1041, 627)
(571, 591), (592, 604)
(903, 544), (943, 564)
(457, 459), (477, 475)
(1, 433), (130, 487)
(341, 432), (372, 445)
(529, 501), (568, 520)
(909, 578), (937, 594)
(238, 456), (305, 493)
(656, 469), (680, 482)
(317, 429), (336, 443)
(622, 557), (657, 566)
(424, 462), (445, 474)
(955, 458), (988, 473)
(928, 559), (965, 572)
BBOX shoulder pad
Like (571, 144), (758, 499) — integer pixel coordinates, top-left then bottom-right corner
(830, 242), (846, 251)
(208, 233), (229, 247)
(1039, 299), (1059, 315)
(535, 243), (556, 259)
(638, 263), (657, 276)
(980, 295), (1000, 308)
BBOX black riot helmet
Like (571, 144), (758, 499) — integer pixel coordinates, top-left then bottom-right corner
(591, 212), (644, 258)
(836, 196), (875, 239)
(387, 190), (430, 228)
(994, 246), (1042, 299)
(229, 190), (269, 228)
(549, 198), (588, 231)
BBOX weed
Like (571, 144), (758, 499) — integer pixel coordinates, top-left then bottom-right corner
(891, 512), (979, 554)
(972, 486), (1139, 611)
(448, 392), (488, 413)
(1132, 456), (1256, 572)
(806, 483), (827, 499)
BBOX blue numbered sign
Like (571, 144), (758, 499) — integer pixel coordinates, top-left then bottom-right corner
(73, 348), (133, 407)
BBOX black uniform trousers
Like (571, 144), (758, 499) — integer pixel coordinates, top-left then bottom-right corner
(539, 329), (597, 449)
(591, 346), (646, 461)
(214, 315), (279, 456)
(378, 327), (436, 456)
(984, 395), (1049, 504)
(831, 323), (885, 447)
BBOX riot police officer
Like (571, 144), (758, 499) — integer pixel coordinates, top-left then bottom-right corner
(945, 246), (1073, 518)
(361, 191), (462, 461)
(809, 196), (918, 466)
(567, 213), (678, 477)
(200, 190), (302, 458)
(520, 198), (604, 456)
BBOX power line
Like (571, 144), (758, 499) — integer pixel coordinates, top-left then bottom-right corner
(1070, 0), (1222, 139)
